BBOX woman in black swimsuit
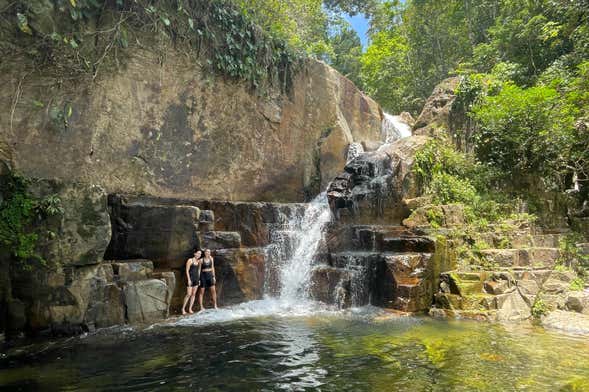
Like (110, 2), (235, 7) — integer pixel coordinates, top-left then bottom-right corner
(181, 249), (202, 315)
(198, 248), (218, 310)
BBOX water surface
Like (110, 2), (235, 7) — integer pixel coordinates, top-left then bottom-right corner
(2, 301), (589, 391)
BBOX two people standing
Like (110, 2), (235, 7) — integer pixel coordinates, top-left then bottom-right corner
(181, 248), (218, 314)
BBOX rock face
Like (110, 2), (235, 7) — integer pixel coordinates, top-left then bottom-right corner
(105, 195), (201, 268)
(104, 193), (306, 312)
(413, 77), (460, 137)
(0, 54), (381, 203)
(327, 135), (429, 224)
(27, 180), (112, 266)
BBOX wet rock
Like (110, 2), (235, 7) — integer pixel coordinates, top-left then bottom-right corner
(123, 279), (170, 323)
(105, 196), (200, 268)
(327, 136), (429, 224)
(382, 253), (433, 312)
(311, 266), (354, 306)
(214, 248), (266, 305)
(85, 283), (125, 328)
(429, 307), (448, 318)
(202, 231), (242, 249)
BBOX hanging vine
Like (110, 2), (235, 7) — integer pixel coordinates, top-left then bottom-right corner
(0, 0), (302, 92)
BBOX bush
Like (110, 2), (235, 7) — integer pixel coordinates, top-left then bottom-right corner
(429, 172), (478, 205)
(531, 299), (549, 318)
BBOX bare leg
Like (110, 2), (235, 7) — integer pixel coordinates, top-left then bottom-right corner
(188, 287), (197, 313)
(181, 286), (192, 315)
(210, 286), (218, 309)
(198, 287), (205, 311)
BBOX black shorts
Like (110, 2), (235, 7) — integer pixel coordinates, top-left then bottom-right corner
(188, 275), (199, 287)
(200, 272), (215, 288)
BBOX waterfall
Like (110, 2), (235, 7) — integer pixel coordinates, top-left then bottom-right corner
(381, 113), (412, 143)
(346, 142), (364, 163)
(265, 193), (332, 302)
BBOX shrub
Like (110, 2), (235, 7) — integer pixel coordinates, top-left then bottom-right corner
(531, 299), (549, 318)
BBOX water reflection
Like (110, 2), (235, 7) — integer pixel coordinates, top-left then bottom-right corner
(2, 313), (589, 391)
(273, 321), (325, 391)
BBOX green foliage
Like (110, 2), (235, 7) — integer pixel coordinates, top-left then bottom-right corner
(0, 174), (63, 267)
(471, 82), (581, 189)
(531, 298), (549, 318)
(0, 175), (39, 264)
(328, 18), (363, 87)
(2, 0), (302, 92)
(557, 233), (589, 276)
(570, 277), (585, 292)
(425, 207), (444, 229)
(428, 173), (478, 206)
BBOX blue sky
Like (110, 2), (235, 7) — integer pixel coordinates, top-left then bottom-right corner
(344, 13), (370, 49)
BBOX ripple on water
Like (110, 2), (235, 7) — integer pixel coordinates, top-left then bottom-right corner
(1, 307), (589, 392)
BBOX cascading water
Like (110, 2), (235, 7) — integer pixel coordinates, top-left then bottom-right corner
(381, 113), (412, 144)
(172, 113), (413, 325)
(275, 193), (332, 301)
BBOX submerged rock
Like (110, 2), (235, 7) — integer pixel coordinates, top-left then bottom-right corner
(542, 310), (589, 335)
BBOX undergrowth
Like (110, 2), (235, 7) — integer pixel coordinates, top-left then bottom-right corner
(1, 0), (302, 92)
(0, 173), (63, 268)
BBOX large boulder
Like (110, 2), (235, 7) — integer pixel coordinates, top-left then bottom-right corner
(327, 135), (430, 224)
(105, 196), (200, 268)
(413, 77), (460, 137)
(123, 279), (171, 324)
(0, 53), (381, 203)
(28, 180), (111, 266)
(214, 248), (266, 305)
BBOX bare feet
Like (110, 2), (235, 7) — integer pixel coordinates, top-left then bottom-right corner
(188, 309), (194, 314)
(182, 310), (187, 315)
(214, 306), (218, 310)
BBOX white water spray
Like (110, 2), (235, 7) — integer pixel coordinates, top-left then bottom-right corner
(381, 113), (412, 143)
(278, 193), (332, 301)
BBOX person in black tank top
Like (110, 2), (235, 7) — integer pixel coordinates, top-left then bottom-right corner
(182, 249), (202, 315)
(198, 248), (219, 310)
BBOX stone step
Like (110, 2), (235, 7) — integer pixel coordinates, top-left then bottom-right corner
(381, 236), (435, 253)
(350, 225), (432, 252)
(512, 234), (562, 248)
(329, 251), (434, 269)
(479, 247), (560, 268)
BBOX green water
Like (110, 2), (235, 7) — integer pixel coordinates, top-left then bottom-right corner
(1, 307), (589, 391)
